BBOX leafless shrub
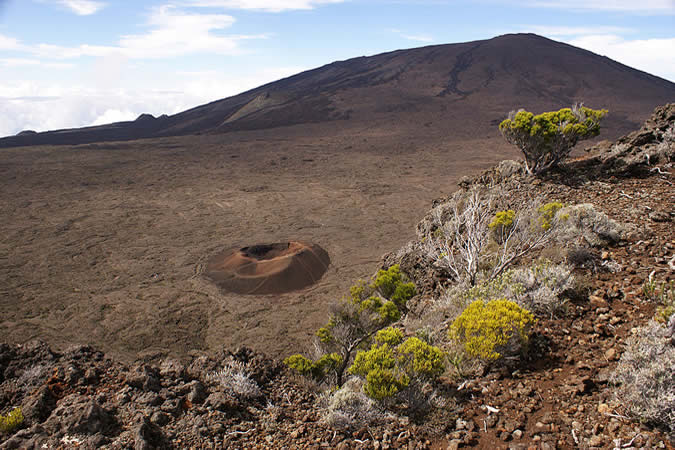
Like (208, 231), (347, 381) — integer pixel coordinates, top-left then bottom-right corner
(320, 378), (387, 430)
(422, 187), (562, 287)
(207, 358), (261, 399)
(610, 321), (675, 433)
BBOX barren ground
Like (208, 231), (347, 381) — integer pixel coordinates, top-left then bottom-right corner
(0, 125), (520, 363)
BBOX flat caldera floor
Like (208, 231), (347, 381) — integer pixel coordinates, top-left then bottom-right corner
(0, 123), (519, 362)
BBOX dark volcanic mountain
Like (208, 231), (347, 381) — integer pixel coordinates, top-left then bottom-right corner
(2, 33), (674, 147)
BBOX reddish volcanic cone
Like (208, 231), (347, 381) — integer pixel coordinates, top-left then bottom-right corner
(205, 241), (330, 295)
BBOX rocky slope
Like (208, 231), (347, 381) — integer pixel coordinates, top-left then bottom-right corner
(0, 105), (673, 449)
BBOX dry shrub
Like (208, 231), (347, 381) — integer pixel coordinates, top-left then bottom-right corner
(610, 321), (675, 433)
(319, 378), (387, 430)
(557, 203), (623, 247)
(207, 358), (261, 399)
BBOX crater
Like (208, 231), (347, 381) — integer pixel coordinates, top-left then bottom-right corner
(204, 241), (330, 295)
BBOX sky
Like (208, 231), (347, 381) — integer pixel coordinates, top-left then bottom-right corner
(0, 0), (673, 137)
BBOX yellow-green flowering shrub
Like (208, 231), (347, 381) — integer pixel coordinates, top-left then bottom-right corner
(349, 328), (445, 400)
(286, 266), (416, 386)
(538, 202), (565, 230)
(499, 104), (607, 174)
(449, 299), (535, 361)
(284, 353), (343, 381)
(0, 408), (23, 433)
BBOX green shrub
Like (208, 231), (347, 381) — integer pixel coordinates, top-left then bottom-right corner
(499, 104), (607, 175)
(284, 353), (343, 381)
(538, 202), (565, 231)
(0, 408), (23, 434)
(349, 328), (445, 401)
(449, 299), (535, 361)
(286, 266), (416, 386)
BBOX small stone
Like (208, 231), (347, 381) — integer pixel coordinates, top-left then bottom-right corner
(588, 435), (605, 447)
(597, 403), (611, 414)
(589, 295), (608, 308)
(512, 429), (523, 439)
(601, 251), (610, 259)
(446, 439), (461, 450)
(604, 348), (617, 361)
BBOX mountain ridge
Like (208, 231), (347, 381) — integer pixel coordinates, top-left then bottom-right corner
(2, 33), (674, 148)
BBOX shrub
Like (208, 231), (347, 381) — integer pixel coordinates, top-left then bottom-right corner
(349, 328), (445, 401)
(423, 187), (567, 287)
(206, 358), (261, 399)
(610, 321), (675, 432)
(449, 299), (535, 361)
(557, 204), (623, 247)
(434, 261), (574, 320)
(321, 378), (385, 430)
(642, 273), (675, 325)
(0, 408), (23, 434)
(499, 104), (607, 175)
(286, 266), (416, 386)
(509, 261), (575, 318)
(284, 353), (343, 381)
(538, 202), (565, 231)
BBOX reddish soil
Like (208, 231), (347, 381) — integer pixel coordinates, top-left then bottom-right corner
(205, 241), (330, 295)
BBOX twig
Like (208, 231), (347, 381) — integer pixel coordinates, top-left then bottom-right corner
(397, 431), (409, 440)
(572, 429), (579, 445)
(227, 430), (252, 436)
(604, 412), (630, 420)
(619, 190), (634, 199)
(649, 166), (670, 175)
(622, 433), (641, 448)
(483, 419), (487, 433)
(354, 439), (369, 444)
(485, 405), (500, 414)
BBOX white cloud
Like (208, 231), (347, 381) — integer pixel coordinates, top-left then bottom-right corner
(0, 66), (305, 136)
(526, 0), (675, 13)
(91, 108), (137, 125)
(387, 28), (434, 43)
(401, 34), (434, 43)
(182, 0), (345, 12)
(118, 5), (249, 58)
(53, 0), (106, 15)
(567, 34), (675, 81)
(7, 5), (266, 60)
(0, 33), (20, 50)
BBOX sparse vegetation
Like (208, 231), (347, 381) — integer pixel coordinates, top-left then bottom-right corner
(0, 408), (24, 434)
(499, 103), (607, 175)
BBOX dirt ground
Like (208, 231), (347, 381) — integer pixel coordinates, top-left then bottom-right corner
(0, 123), (520, 363)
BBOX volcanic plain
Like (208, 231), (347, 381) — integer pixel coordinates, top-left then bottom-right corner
(1, 33), (674, 363)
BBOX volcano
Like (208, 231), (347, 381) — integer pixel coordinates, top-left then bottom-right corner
(2, 33), (674, 148)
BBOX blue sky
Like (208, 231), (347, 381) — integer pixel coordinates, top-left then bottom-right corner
(0, 0), (673, 136)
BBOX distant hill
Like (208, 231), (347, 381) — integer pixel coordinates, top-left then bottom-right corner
(2, 33), (674, 148)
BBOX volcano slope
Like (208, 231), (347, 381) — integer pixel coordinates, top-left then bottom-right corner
(0, 33), (674, 364)
(1, 33), (674, 148)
